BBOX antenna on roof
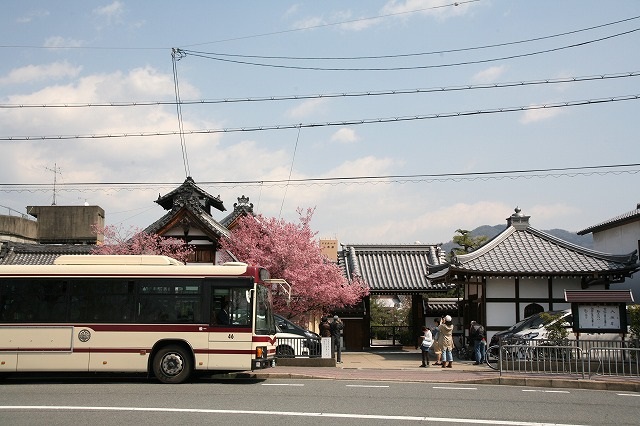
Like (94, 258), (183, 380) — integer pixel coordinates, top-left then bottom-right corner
(44, 163), (61, 206)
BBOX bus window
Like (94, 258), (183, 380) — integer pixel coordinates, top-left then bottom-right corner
(211, 288), (251, 326)
(0, 279), (67, 322)
(137, 280), (201, 323)
(69, 279), (133, 322)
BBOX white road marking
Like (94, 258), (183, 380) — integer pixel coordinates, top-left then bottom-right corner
(522, 390), (570, 394)
(0, 406), (587, 425)
(346, 384), (390, 388)
(432, 386), (478, 390)
(616, 393), (640, 397)
(260, 383), (304, 386)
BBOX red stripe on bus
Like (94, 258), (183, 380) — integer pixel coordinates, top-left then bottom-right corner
(0, 348), (70, 352)
(253, 336), (277, 345)
(0, 324), (255, 333)
(0, 348), (261, 356)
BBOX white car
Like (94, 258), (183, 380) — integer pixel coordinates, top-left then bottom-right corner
(490, 309), (627, 345)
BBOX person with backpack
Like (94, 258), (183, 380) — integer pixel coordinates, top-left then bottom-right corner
(469, 320), (486, 365)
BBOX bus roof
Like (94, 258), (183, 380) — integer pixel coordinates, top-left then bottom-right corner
(0, 255), (254, 278)
(54, 255), (184, 266)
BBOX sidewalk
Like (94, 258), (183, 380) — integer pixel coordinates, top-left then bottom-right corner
(232, 348), (640, 392)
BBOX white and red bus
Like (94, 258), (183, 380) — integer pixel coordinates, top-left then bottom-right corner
(0, 255), (278, 383)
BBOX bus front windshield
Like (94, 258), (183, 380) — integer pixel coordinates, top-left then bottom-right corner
(254, 285), (276, 335)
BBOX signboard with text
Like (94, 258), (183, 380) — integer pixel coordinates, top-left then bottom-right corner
(571, 303), (627, 334)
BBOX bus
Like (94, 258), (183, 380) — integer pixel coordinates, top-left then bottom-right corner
(0, 255), (278, 383)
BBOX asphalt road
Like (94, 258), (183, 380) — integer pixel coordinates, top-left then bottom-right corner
(1, 376), (639, 425)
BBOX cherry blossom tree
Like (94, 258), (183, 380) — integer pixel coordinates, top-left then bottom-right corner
(219, 208), (369, 319)
(91, 225), (193, 264)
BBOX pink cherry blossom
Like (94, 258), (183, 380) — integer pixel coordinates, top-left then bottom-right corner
(219, 207), (369, 318)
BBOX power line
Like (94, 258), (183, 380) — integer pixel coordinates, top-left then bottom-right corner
(0, 163), (638, 192)
(0, 1), (480, 51)
(1, 71), (637, 109)
(183, 14), (640, 60)
(2, 93), (638, 141)
(178, 0), (481, 48)
(180, 27), (640, 71)
(172, 48), (191, 178)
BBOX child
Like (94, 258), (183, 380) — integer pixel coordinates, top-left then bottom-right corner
(418, 326), (433, 367)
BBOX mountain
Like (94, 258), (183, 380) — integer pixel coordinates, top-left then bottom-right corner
(440, 225), (593, 254)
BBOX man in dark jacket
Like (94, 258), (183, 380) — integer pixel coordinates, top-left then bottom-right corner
(469, 320), (486, 365)
(330, 315), (344, 363)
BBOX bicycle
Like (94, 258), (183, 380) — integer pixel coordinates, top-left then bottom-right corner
(453, 342), (473, 361)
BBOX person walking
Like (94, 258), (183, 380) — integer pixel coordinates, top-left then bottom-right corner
(417, 326), (433, 367)
(438, 315), (454, 368)
(432, 317), (443, 366)
(469, 320), (486, 365)
(330, 315), (344, 363)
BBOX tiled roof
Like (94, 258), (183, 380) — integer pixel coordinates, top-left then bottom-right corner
(451, 212), (638, 277)
(577, 204), (640, 235)
(155, 177), (225, 212)
(424, 297), (459, 313)
(0, 241), (93, 265)
(220, 195), (255, 229)
(564, 289), (634, 303)
(144, 200), (230, 239)
(338, 244), (450, 293)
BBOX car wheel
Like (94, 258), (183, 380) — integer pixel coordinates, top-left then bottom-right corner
(276, 345), (295, 358)
(153, 345), (193, 384)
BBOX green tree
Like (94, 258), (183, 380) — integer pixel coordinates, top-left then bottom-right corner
(540, 312), (569, 344)
(451, 229), (488, 255)
(628, 305), (640, 341)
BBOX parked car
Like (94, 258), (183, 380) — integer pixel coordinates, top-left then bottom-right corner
(489, 310), (568, 346)
(490, 309), (628, 346)
(274, 314), (322, 357)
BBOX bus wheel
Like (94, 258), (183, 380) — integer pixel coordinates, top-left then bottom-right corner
(153, 345), (193, 384)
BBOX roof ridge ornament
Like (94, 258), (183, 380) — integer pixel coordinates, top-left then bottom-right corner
(508, 206), (530, 231)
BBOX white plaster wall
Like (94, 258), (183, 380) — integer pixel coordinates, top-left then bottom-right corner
(552, 278), (582, 298)
(486, 277), (514, 298)
(519, 277), (548, 298)
(593, 221), (640, 253)
(486, 302), (515, 330)
(592, 221), (640, 300)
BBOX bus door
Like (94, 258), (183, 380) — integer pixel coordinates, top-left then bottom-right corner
(206, 283), (253, 370)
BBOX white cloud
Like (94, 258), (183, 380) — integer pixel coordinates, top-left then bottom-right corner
(289, 0), (473, 34)
(471, 66), (507, 84)
(285, 98), (328, 119)
(381, 0), (474, 19)
(331, 128), (360, 144)
(0, 62), (82, 85)
(94, 1), (124, 19)
(16, 9), (50, 24)
(43, 36), (85, 49)
(519, 105), (564, 124)
(291, 16), (325, 30)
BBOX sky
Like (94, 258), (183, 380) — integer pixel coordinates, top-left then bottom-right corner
(1, 0), (639, 247)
